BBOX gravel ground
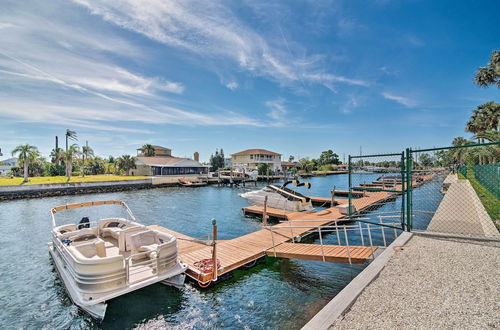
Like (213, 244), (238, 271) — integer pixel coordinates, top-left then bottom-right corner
(331, 236), (500, 329)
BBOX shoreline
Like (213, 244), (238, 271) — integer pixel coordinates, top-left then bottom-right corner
(0, 171), (351, 201)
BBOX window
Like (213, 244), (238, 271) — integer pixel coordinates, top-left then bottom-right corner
(250, 155), (253, 159)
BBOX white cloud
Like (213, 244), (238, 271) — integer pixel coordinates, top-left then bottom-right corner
(303, 73), (369, 87)
(382, 92), (416, 107)
(265, 98), (293, 127)
(340, 95), (359, 114)
(71, 0), (365, 88)
(225, 81), (239, 90)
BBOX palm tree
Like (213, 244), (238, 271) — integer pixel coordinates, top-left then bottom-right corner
(475, 130), (500, 143)
(474, 50), (500, 88)
(63, 144), (80, 180)
(65, 129), (78, 152)
(450, 137), (473, 165)
(50, 147), (64, 165)
(117, 155), (137, 176)
(141, 144), (155, 157)
(11, 144), (39, 182)
(81, 145), (94, 177)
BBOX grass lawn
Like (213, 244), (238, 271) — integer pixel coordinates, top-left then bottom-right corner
(0, 175), (149, 186)
(458, 172), (499, 221)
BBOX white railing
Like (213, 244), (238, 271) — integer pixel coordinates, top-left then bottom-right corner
(266, 218), (402, 264)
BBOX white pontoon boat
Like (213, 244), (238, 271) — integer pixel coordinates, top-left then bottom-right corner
(48, 200), (188, 320)
(240, 180), (314, 212)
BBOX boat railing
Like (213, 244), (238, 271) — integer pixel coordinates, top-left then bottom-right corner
(125, 251), (178, 285)
(266, 216), (401, 264)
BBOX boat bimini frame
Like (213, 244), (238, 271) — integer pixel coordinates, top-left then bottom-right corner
(48, 200), (187, 321)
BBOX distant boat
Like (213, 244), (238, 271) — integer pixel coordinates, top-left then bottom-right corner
(178, 178), (207, 187)
(240, 180), (314, 212)
(218, 170), (258, 183)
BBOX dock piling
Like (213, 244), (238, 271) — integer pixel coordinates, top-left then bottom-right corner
(211, 219), (218, 281)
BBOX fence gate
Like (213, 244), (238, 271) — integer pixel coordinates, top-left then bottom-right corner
(348, 142), (499, 239)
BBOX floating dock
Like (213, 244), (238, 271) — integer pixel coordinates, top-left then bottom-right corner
(148, 174), (435, 286)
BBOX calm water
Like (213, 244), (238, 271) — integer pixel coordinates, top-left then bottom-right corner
(0, 174), (444, 329)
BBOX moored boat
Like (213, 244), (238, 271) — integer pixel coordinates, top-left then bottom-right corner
(240, 180), (314, 212)
(178, 177), (207, 187)
(48, 200), (187, 320)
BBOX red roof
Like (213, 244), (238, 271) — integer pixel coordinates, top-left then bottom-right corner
(231, 149), (281, 156)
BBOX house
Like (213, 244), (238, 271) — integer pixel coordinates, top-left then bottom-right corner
(137, 145), (172, 157)
(0, 157), (18, 175)
(133, 145), (207, 176)
(231, 149), (282, 172)
(281, 161), (298, 172)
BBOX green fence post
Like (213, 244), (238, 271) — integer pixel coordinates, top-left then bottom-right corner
(400, 151), (405, 230)
(405, 148), (413, 231)
(348, 155), (352, 220)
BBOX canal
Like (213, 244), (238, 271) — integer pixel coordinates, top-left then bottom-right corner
(0, 173), (443, 329)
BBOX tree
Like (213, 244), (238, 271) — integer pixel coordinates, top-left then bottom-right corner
(450, 137), (473, 164)
(81, 145), (94, 177)
(298, 158), (315, 173)
(475, 130), (500, 143)
(50, 147), (64, 165)
(257, 163), (269, 175)
(11, 144), (39, 182)
(63, 144), (79, 179)
(65, 129), (77, 152)
(466, 102), (499, 139)
(474, 50), (500, 88)
(209, 149), (225, 171)
(117, 155), (137, 176)
(141, 144), (155, 157)
(418, 153), (434, 168)
(288, 155), (295, 162)
(86, 157), (105, 175)
(318, 150), (340, 166)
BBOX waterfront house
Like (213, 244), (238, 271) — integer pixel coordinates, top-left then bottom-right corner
(0, 157), (18, 175)
(136, 145), (172, 157)
(133, 145), (207, 176)
(231, 149), (282, 172)
(281, 161), (298, 172)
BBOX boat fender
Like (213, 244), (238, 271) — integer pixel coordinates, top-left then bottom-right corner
(78, 217), (90, 230)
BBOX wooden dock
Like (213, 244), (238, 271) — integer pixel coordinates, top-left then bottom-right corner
(147, 173), (436, 287)
(266, 243), (377, 264)
(149, 218), (377, 285)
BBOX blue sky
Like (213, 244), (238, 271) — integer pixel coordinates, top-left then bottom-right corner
(0, 0), (498, 162)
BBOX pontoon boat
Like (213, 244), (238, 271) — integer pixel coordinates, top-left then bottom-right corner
(48, 200), (187, 320)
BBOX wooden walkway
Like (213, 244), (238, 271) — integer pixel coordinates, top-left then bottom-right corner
(266, 243), (377, 264)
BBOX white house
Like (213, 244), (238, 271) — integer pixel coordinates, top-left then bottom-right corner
(231, 149), (282, 172)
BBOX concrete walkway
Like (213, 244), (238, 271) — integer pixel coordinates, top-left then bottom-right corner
(428, 175), (499, 238)
(330, 235), (500, 329)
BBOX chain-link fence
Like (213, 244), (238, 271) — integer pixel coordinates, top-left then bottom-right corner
(348, 152), (406, 231)
(347, 142), (499, 240)
(410, 142), (499, 239)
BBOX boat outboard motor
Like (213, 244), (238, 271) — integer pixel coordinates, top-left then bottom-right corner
(78, 217), (90, 229)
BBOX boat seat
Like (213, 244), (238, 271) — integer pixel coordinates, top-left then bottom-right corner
(54, 224), (77, 238)
(69, 239), (106, 259)
(99, 219), (146, 252)
(128, 231), (178, 268)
